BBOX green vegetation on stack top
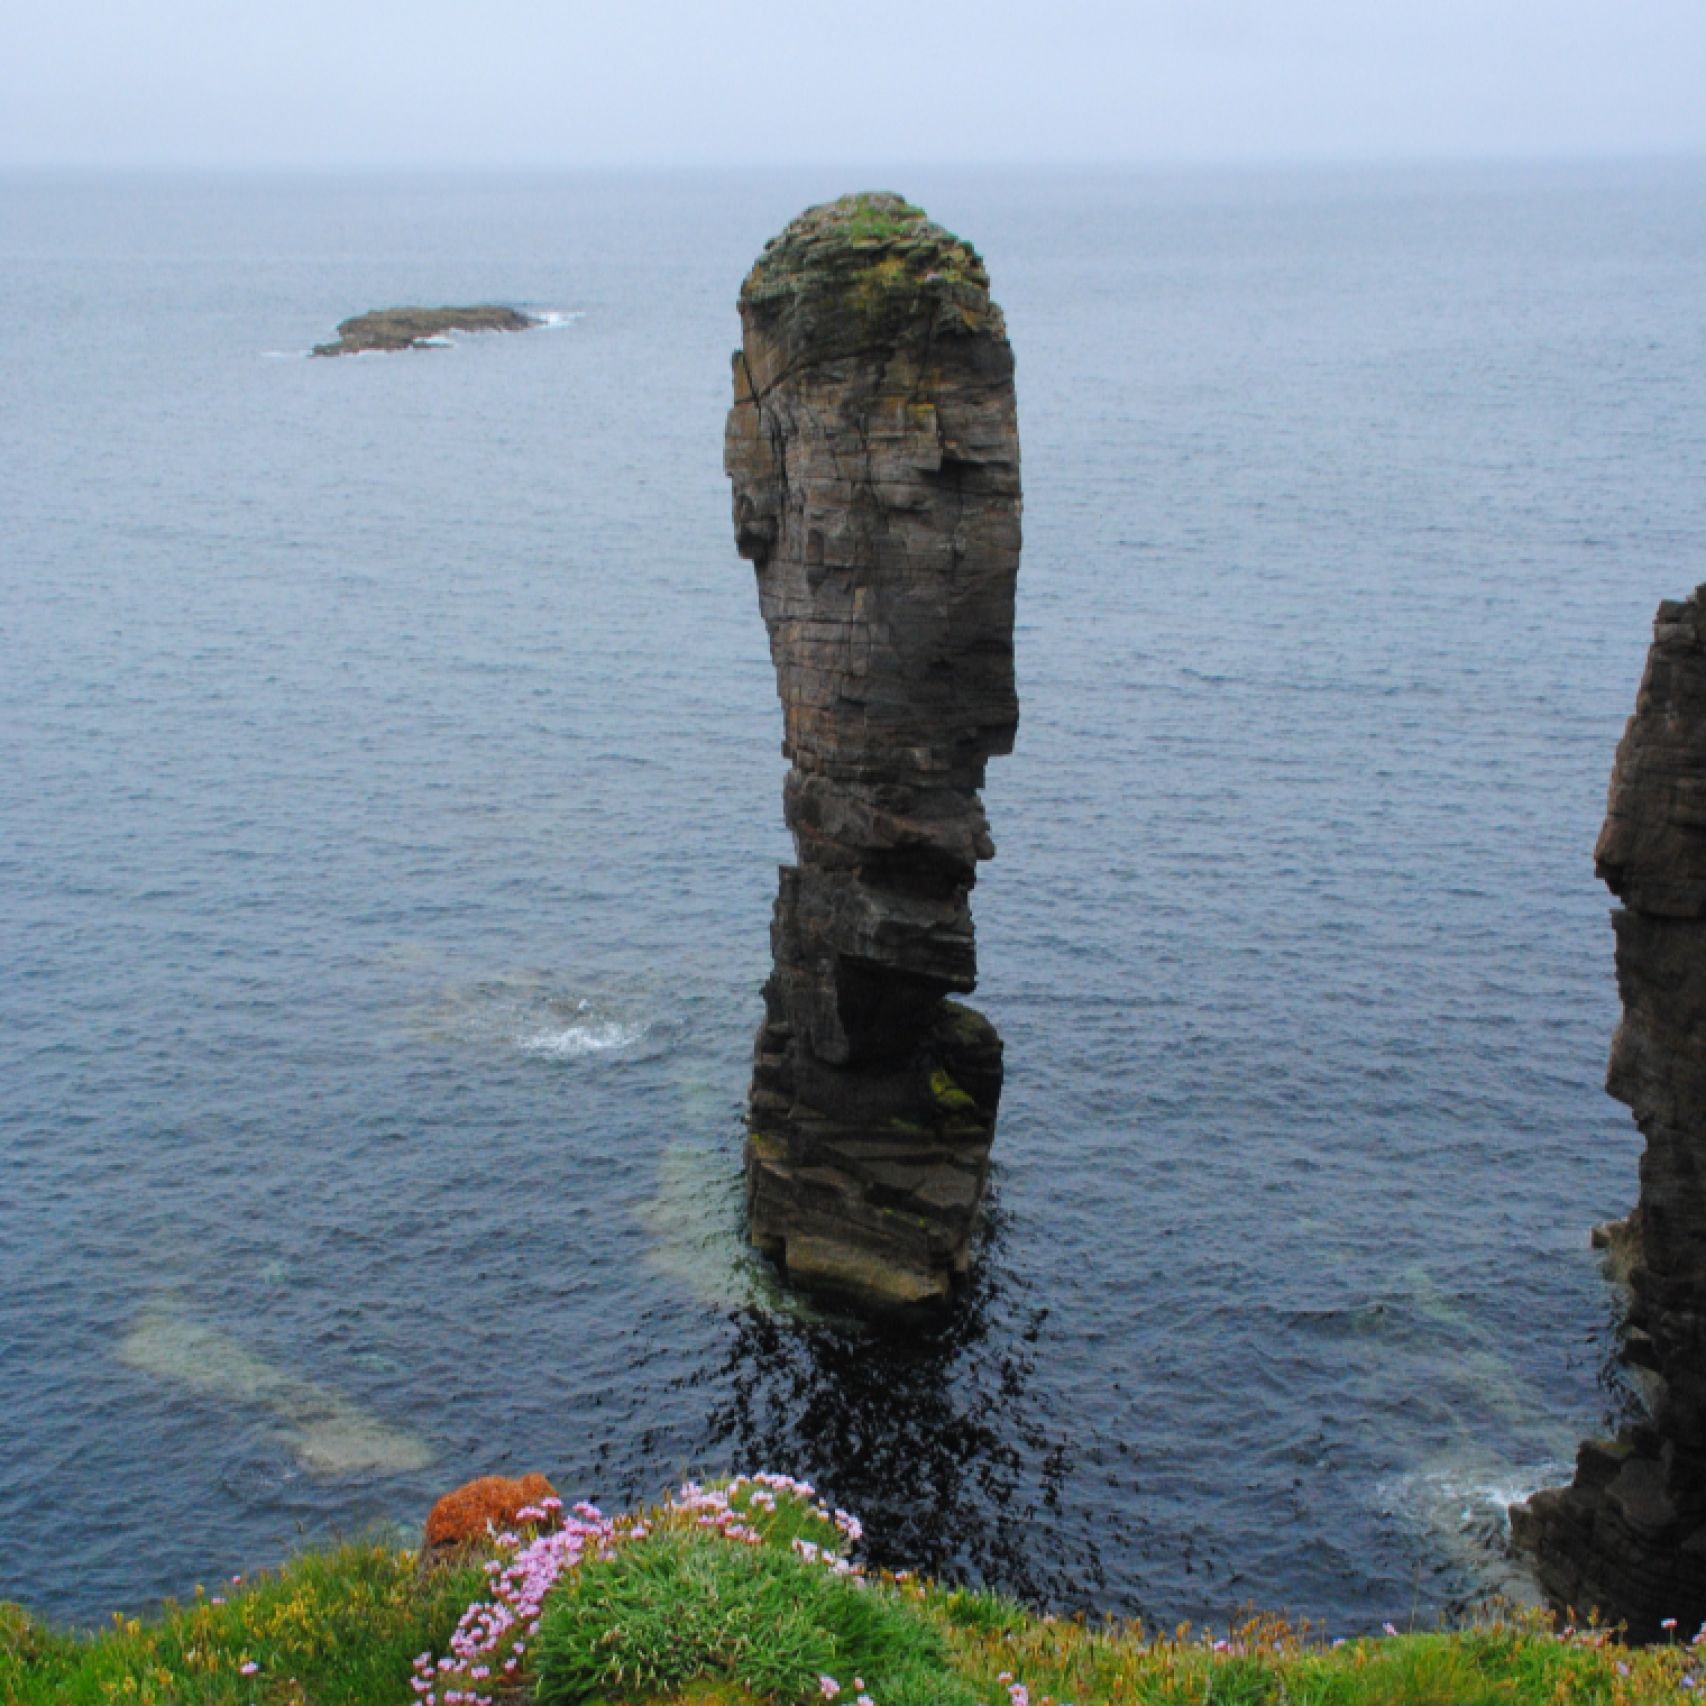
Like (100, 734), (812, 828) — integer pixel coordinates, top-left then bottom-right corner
(4, 1477), (1702, 1704)
(739, 192), (1002, 342)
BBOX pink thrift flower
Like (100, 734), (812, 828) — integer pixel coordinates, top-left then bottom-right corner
(239, 1660), (258, 1675)
(820, 1677), (842, 1699)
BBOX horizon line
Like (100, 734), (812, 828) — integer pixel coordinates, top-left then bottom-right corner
(2, 144), (1704, 179)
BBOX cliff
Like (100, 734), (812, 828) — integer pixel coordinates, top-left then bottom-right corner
(1513, 585), (1706, 1637)
(724, 193), (1022, 1310)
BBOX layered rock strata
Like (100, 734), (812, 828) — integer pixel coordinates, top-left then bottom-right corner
(724, 194), (1021, 1311)
(1513, 586), (1706, 1637)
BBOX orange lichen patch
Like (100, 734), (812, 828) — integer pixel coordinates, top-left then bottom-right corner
(424, 1472), (559, 1549)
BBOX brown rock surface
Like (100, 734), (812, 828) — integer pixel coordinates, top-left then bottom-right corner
(724, 193), (1021, 1311)
(1512, 586), (1706, 1637)
(423, 1471), (559, 1552)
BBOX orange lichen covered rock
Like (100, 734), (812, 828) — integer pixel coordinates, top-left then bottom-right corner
(424, 1472), (559, 1550)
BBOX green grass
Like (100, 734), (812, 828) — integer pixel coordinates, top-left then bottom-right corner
(0, 1541), (487, 1706)
(844, 194), (925, 245)
(4, 1483), (1701, 1705)
(533, 1530), (978, 1706)
(921, 1604), (1703, 1705)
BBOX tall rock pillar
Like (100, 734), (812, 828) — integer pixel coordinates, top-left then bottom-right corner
(724, 193), (1021, 1311)
(1513, 586), (1706, 1636)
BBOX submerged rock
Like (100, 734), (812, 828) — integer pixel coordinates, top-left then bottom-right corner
(1512, 586), (1706, 1638)
(118, 1297), (435, 1476)
(311, 304), (538, 357)
(724, 193), (1021, 1312)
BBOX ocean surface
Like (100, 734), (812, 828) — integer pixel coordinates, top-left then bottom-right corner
(3, 160), (1704, 1634)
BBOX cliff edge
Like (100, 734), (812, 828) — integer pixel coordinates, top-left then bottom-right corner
(1513, 585), (1706, 1637)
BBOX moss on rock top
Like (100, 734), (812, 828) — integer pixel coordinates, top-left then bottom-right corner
(738, 192), (1003, 346)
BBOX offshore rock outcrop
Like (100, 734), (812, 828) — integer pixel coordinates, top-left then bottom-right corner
(724, 194), (1020, 1311)
(311, 305), (538, 356)
(1513, 586), (1706, 1638)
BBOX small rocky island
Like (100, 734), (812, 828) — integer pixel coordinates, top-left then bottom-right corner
(725, 193), (1021, 1311)
(311, 304), (538, 357)
(1513, 584), (1706, 1638)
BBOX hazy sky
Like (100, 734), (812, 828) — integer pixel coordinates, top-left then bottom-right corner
(4, 0), (1703, 170)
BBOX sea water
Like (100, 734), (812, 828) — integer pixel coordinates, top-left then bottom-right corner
(2, 160), (1704, 1630)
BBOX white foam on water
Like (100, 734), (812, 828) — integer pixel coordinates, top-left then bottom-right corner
(1376, 1457), (1566, 1609)
(517, 1014), (648, 1058)
(533, 309), (584, 329)
(403, 969), (658, 1063)
(1379, 1461), (1567, 1532)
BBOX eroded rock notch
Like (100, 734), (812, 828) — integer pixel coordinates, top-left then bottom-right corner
(1513, 586), (1706, 1637)
(724, 193), (1021, 1311)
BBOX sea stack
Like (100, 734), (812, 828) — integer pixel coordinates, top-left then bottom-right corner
(723, 193), (1021, 1311)
(1512, 586), (1706, 1637)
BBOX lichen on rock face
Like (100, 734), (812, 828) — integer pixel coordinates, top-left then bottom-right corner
(1512, 585), (1706, 1638)
(725, 193), (1021, 1313)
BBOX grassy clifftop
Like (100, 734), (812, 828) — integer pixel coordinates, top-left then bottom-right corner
(4, 1477), (1701, 1704)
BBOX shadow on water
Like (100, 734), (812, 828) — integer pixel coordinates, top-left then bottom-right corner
(693, 1202), (1107, 1612)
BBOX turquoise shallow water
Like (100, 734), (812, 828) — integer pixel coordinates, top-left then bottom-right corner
(2, 161), (1704, 1630)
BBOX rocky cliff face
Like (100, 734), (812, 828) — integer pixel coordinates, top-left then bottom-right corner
(724, 193), (1021, 1311)
(1512, 586), (1706, 1637)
